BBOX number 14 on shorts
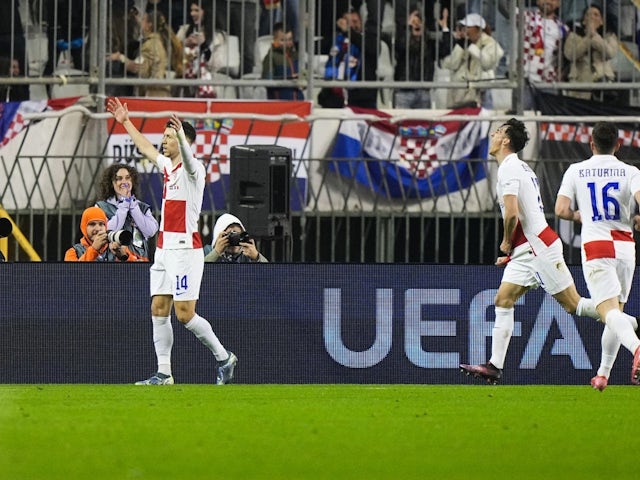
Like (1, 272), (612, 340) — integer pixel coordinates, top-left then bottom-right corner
(176, 275), (189, 294)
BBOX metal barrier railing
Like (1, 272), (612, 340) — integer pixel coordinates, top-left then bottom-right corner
(3, 105), (639, 263)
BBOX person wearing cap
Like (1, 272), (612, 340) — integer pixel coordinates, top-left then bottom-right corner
(95, 164), (158, 261)
(205, 213), (268, 263)
(441, 12), (504, 109)
(64, 206), (143, 262)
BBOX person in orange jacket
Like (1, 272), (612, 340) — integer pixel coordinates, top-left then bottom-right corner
(64, 206), (146, 261)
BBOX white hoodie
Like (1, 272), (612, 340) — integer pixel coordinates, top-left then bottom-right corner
(212, 213), (245, 244)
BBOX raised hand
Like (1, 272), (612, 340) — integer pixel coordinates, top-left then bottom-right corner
(106, 97), (129, 124)
(167, 113), (183, 134)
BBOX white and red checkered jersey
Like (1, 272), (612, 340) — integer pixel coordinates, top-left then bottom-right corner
(155, 134), (205, 250)
(557, 155), (640, 261)
(523, 8), (567, 83)
(498, 153), (558, 253)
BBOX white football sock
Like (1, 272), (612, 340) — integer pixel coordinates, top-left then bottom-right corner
(184, 314), (229, 361)
(489, 306), (514, 370)
(597, 325), (620, 379)
(576, 297), (599, 320)
(623, 312), (638, 330)
(152, 315), (173, 376)
(605, 310), (640, 355)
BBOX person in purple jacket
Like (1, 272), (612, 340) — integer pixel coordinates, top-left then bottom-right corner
(96, 163), (159, 260)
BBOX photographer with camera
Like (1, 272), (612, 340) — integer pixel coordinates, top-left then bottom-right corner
(205, 213), (268, 263)
(95, 164), (158, 261)
(64, 206), (145, 262)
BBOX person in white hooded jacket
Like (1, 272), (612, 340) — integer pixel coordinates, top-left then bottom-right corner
(205, 213), (268, 263)
(440, 13), (504, 109)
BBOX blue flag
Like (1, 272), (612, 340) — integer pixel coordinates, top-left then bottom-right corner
(329, 107), (490, 199)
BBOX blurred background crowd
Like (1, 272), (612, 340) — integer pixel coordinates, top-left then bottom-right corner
(1, 0), (640, 111)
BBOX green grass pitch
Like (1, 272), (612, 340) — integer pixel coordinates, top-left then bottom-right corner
(0, 384), (635, 479)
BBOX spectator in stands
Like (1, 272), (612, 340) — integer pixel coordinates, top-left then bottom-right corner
(124, 0), (187, 33)
(43, 0), (90, 77)
(215, 0), (258, 76)
(204, 213), (268, 263)
(562, 0), (619, 34)
(259, 0), (299, 42)
(469, 1), (510, 77)
(563, 3), (618, 101)
(394, 0), (438, 37)
(0, 0), (26, 87)
(176, 2), (229, 98)
(261, 22), (304, 100)
(106, 2), (141, 97)
(319, 8), (362, 108)
(0, 56), (29, 102)
(522, 0), (569, 109)
(132, 7), (183, 86)
(64, 206), (144, 262)
(394, 4), (451, 109)
(109, 10), (171, 97)
(441, 13), (504, 109)
(319, 4), (380, 109)
(95, 164), (159, 261)
(144, 0), (172, 18)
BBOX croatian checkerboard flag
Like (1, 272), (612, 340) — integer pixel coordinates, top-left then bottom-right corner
(329, 106), (490, 199)
(0, 101), (47, 147)
(0, 98), (79, 148)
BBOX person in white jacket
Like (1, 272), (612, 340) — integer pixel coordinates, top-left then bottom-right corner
(440, 13), (504, 109)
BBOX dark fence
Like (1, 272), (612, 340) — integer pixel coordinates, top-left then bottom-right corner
(1, 262), (632, 385)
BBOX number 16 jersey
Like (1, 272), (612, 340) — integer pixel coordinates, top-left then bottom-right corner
(557, 154), (640, 262)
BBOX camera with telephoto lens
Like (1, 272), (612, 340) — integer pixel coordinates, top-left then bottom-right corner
(107, 229), (133, 246)
(226, 231), (251, 247)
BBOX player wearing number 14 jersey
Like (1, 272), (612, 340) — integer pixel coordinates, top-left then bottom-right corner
(107, 97), (237, 386)
(460, 118), (600, 384)
(556, 121), (640, 390)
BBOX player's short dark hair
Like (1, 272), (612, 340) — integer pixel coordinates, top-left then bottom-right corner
(591, 121), (618, 154)
(502, 118), (529, 153)
(182, 121), (196, 144)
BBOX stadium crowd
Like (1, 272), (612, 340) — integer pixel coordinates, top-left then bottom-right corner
(1, 0), (638, 109)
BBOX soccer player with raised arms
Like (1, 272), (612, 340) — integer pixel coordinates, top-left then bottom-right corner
(107, 97), (237, 385)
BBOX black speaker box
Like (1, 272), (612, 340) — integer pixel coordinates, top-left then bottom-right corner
(229, 145), (292, 238)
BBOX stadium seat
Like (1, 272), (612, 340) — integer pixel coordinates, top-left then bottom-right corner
(51, 51), (90, 99)
(225, 35), (241, 78)
(212, 72), (238, 99)
(253, 34), (275, 75)
(615, 41), (640, 82)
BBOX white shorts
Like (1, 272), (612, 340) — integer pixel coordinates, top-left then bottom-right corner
(582, 257), (635, 306)
(150, 248), (204, 301)
(502, 240), (574, 295)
